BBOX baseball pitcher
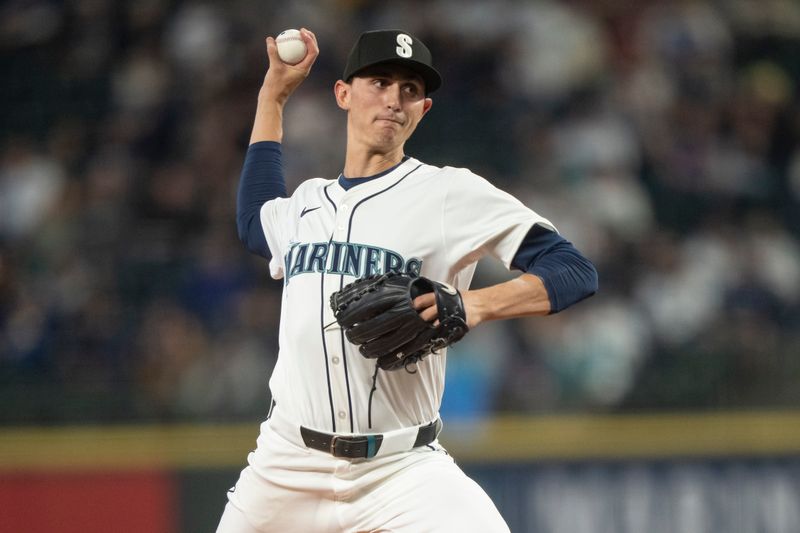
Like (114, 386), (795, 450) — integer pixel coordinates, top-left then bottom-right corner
(216, 28), (598, 532)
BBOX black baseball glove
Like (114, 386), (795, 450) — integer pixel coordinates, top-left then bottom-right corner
(330, 272), (469, 371)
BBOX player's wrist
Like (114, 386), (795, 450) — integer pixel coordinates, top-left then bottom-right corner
(461, 290), (487, 329)
(250, 104), (284, 143)
(258, 85), (291, 106)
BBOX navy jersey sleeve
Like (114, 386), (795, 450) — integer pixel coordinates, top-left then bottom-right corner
(511, 225), (598, 313)
(236, 141), (288, 259)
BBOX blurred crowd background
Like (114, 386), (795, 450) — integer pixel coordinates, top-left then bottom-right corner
(1, 0), (799, 425)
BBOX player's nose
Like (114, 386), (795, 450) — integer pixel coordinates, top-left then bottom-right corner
(384, 83), (402, 111)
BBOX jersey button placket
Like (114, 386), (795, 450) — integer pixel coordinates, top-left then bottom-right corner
(337, 204), (349, 234)
(322, 237), (350, 431)
(330, 199), (355, 431)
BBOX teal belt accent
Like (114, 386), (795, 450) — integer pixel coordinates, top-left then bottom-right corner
(366, 435), (378, 458)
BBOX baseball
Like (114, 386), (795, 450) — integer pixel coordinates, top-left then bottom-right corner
(276, 29), (307, 65)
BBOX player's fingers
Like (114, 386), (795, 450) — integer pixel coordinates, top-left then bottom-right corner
(301, 28), (319, 59)
(416, 309), (437, 322)
(301, 27), (318, 47)
(414, 294), (438, 323)
(297, 27), (319, 68)
(265, 36), (280, 65)
(412, 293), (435, 311)
(419, 306), (438, 323)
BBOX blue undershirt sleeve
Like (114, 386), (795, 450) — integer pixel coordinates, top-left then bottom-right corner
(510, 225), (599, 313)
(236, 141), (287, 259)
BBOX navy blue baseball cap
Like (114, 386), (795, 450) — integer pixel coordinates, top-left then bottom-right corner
(342, 29), (442, 94)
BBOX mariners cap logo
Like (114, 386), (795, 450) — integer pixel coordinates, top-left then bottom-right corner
(342, 29), (442, 93)
(395, 34), (413, 58)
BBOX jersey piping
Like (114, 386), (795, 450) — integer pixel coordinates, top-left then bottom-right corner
(318, 239), (338, 431)
(317, 183), (340, 431)
(323, 183), (337, 210)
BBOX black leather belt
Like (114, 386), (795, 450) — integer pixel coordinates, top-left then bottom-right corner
(300, 420), (440, 459)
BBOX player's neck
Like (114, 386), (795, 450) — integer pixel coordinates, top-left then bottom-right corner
(342, 146), (406, 179)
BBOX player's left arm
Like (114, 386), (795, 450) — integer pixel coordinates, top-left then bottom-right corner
(416, 225), (598, 328)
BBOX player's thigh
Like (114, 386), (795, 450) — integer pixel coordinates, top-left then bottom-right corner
(216, 501), (263, 533)
(217, 420), (343, 533)
(218, 461), (341, 533)
(366, 450), (510, 533)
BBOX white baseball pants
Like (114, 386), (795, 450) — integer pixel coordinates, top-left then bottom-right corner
(215, 412), (509, 533)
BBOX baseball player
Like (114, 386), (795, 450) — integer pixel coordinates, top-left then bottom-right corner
(217, 28), (598, 532)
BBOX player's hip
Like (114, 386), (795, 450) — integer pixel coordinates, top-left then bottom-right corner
(260, 407), (443, 461)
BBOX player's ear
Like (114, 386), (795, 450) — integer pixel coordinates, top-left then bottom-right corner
(421, 97), (433, 117)
(334, 80), (350, 110)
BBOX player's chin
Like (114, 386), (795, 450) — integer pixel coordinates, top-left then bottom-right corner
(373, 124), (412, 146)
(374, 121), (401, 136)
(372, 128), (402, 147)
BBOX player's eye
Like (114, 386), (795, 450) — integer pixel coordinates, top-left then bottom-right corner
(403, 83), (423, 99)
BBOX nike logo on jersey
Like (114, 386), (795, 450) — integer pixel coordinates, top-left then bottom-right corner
(283, 241), (422, 283)
(300, 206), (321, 218)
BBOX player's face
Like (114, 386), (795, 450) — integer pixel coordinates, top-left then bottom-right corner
(336, 65), (433, 152)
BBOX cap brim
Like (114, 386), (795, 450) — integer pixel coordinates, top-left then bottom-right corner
(347, 58), (442, 94)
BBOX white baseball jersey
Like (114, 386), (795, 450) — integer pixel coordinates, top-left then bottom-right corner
(259, 156), (554, 434)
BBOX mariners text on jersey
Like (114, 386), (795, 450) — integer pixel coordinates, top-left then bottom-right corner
(283, 240), (422, 282)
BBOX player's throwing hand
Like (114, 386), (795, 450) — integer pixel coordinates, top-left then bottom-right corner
(262, 27), (319, 105)
(250, 28), (319, 143)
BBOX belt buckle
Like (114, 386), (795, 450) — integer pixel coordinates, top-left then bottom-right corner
(329, 435), (360, 458)
(329, 435), (340, 456)
(329, 434), (376, 459)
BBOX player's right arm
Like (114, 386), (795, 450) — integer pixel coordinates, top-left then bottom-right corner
(251, 28), (319, 143)
(237, 29), (319, 258)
